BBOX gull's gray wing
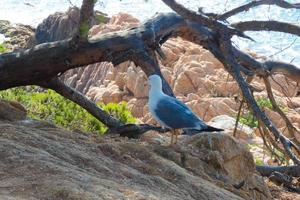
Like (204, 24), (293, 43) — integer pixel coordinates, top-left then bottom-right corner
(154, 95), (207, 129)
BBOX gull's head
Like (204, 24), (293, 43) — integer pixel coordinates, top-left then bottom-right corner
(148, 74), (162, 91)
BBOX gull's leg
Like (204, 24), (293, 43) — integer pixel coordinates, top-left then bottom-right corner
(170, 129), (174, 145)
(174, 129), (178, 144)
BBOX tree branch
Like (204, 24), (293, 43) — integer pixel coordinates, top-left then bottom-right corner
(263, 77), (300, 151)
(0, 13), (209, 90)
(217, 0), (300, 20)
(257, 165), (300, 177)
(162, 0), (300, 165)
(161, 0), (252, 40)
(231, 61), (300, 165)
(269, 172), (300, 193)
(76, 0), (96, 40)
(264, 61), (300, 83)
(40, 77), (122, 128)
(233, 21), (300, 37)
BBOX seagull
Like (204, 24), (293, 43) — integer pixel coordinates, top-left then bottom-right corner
(148, 74), (223, 144)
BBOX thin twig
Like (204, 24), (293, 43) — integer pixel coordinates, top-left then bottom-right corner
(233, 98), (244, 138)
(263, 77), (300, 152)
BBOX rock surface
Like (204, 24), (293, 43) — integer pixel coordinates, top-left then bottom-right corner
(35, 7), (109, 44)
(53, 13), (300, 132)
(209, 115), (254, 142)
(0, 20), (35, 51)
(0, 118), (271, 200)
(0, 100), (27, 121)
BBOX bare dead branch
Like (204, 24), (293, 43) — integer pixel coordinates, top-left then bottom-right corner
(257, 120), (285, 164)
(263, 77), (300, 151)
(39, 77), (168, 137)
(76, 0), (96, 40)
(232, 63), (300, 165)
(38, 77), (170, 137)
(264, 61), (300, 83)
(233, 21), (300, 37)
(0, 13), (209, 90)
(269, 172), (300, 193)
(233, 98), (244, 137)
(40, 77), (122, 128)
(257, 164), (300, 177)
(217, 0), (300, 20)
(106, 124), (169, 138)
(162, 0), (300, 164)
(161, 0), (252, 40)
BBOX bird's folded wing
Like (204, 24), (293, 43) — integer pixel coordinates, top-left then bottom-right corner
(154, 95), (207, 129)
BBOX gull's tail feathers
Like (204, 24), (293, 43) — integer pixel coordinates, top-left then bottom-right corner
(201, 125), (224, 132)
(182, 125), (224, 135)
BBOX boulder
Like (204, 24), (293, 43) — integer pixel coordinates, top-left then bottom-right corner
(0, 20), (35, 51)
(269, 74), (298, 97)
(0, 120), (271, 200)
(35, 7), (80, 43)
(186, 98), (238, 121)
(287, 97), (300, 109)
(208, 115), (254, 141)
(0, 100), (27, 121)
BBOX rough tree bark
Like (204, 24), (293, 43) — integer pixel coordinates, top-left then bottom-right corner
(1, 0), (300, 182)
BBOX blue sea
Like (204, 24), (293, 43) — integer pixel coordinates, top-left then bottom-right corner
(0, 0), (299, 65)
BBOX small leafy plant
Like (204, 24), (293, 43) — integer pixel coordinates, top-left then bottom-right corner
(239, 97), (273, 128)
(0, 86), (136, 134)
(0, 44), (7, 53)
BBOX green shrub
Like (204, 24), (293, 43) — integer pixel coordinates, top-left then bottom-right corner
(0, 44), (7, 53)
(239, 97), (273, 128)
(0, 86), (136, 134)
(256, 97), (273, 109)
(254, 158), (264, 166)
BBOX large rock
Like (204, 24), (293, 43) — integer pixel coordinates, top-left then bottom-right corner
(0, 120), (271, 200)
(35, 7), (109, 44)
(35, 7), (80, 43)
(0, 20), (35, 51)
(0, 100), (27, 121)
(269, 74), (298, 97)
(208, 115), (254, 141)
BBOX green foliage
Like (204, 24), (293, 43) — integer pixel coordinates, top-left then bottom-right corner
(239, 97), (273, 128)
(0, 87), (136, 134)
(254, 158), (264, 166)
(239, 112), (258, 128)
(99, 102), (136, 124)
(79, 22), (89, 38)
(95, 14), (108, 24)
(256, 97), (273, 109)
(0, 43), (7, 53)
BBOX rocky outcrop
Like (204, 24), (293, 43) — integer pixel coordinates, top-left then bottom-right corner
(0, 93), (271, 199)
(35, 7), (80, 43)
(35, 7), (109, 44)
(0, 20), (35, 51)
(0, 117), (271, 200)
